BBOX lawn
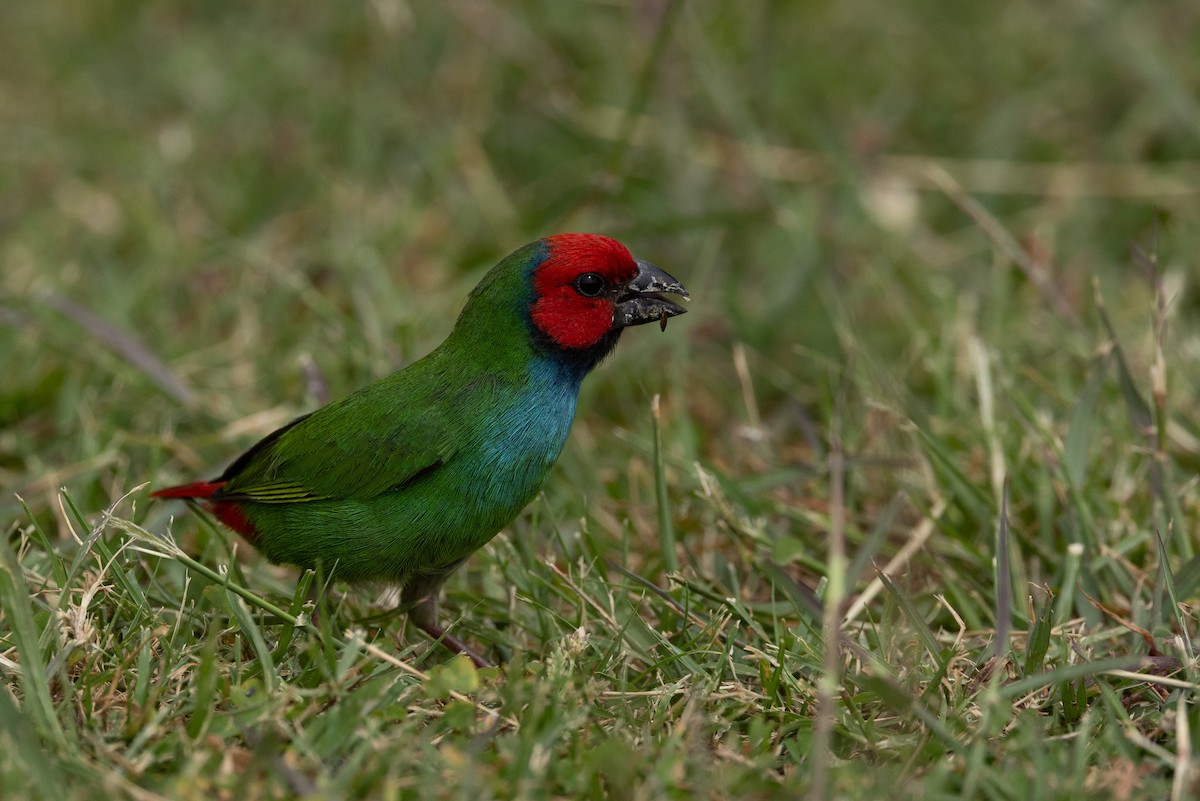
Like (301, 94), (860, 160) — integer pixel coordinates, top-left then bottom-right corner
(3, 2), (1200, 798)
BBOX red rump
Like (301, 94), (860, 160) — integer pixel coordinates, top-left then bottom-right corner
(211, 501), (258, 542)
(529, 234), (639, 350)
(151, 481), (259, 542)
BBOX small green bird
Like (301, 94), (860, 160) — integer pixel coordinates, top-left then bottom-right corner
(152, 233), (688, 665)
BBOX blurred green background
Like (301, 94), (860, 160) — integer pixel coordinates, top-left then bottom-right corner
(4, 2), (1197, 473)
(3, 1), (1200, 798)
(6, 0), (1197, 506)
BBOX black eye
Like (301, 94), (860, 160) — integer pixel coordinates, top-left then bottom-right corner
(574, 272), (605, 298)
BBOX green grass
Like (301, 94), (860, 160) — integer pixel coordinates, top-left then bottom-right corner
(4, 2), (1200, 798)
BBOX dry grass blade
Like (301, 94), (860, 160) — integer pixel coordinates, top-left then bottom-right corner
(41, 290), (198, 407)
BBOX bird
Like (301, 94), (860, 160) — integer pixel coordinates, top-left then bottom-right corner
(151, 233), (689, 667)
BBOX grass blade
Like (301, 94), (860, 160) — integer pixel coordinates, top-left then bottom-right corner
(0, 530), (66, 746)
(651, 394), (679, 574)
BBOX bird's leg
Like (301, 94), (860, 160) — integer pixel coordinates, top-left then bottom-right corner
(401, 568), (493, 669)
(408, 596), (493, 669)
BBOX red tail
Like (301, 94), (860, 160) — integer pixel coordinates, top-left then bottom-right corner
(150, 480), (226, 500)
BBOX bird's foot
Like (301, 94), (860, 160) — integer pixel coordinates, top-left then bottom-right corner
(414, 620), (494, 669)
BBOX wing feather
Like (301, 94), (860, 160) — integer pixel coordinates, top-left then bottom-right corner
(216, 366), (465, 503)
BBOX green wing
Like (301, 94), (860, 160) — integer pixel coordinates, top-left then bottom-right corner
(218, 369), (463, 503)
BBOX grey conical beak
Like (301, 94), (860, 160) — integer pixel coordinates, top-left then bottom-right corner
(614, 259), (689, 329)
